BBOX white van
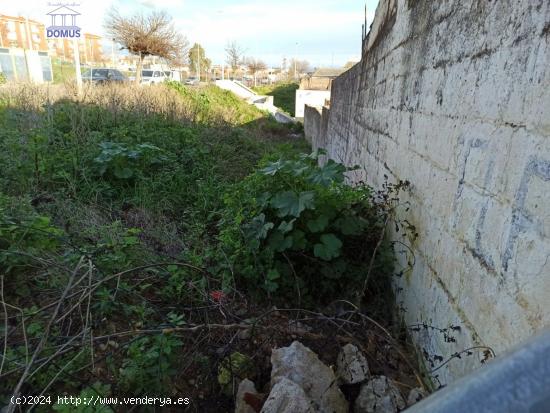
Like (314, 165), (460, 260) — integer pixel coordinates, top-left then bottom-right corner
(140, 70), (166, 84)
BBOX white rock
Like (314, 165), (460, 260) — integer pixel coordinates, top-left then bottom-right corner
(235, 379), (259, 413)
(354, 376), (405, 413)
(270, 341), (348, 413)
(337, 343), (370, 384)
(406, 387), (427, 406)
(261, 378), (316, 413)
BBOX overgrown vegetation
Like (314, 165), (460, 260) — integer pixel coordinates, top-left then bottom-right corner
(0, 81), (414, 411)
(220, 152), (393, 306)
(253, 82), (299, 115)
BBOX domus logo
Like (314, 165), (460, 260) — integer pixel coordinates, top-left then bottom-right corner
(46, 3), (81, 38)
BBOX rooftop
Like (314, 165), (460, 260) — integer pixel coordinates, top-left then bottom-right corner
(311, 68), (346, 78)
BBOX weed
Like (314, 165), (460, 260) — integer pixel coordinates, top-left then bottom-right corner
(0, 81), (405, 407)
(118, 334), (182, 395)
(0, 82), (308, 403)
(219, 151), (392, 306)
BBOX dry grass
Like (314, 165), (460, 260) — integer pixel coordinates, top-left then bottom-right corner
(0, 82), (197, 123)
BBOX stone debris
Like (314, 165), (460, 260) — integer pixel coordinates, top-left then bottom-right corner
(406, 387), (427, 406)
(270, 341), (348, 413)
(260, 377), (316, 413)
(336, 343), (370, 384)
(235, 379), (261, 413)
(234, 340), (418, 413)
(354, 376), (405, 413)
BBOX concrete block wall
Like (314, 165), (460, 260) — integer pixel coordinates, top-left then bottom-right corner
(305, 0), (550, 384)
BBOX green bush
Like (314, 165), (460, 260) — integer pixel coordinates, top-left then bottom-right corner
(0, 195), (63, 277)
(94, 141), (169, 181)
(0, 72), (6, 85)
(118, 334), (182, 395)
(219, 151), (392, 306)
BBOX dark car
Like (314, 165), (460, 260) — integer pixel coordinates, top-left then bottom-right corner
(82, 69), (127, 84)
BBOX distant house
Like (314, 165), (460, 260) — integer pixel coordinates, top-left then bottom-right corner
(295, 67), (346, 118)
(299, 68), (346, 91)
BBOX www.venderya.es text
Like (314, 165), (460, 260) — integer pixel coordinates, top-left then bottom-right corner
(10, 395), (191, 408)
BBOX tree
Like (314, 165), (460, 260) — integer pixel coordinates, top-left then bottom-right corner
(246, 58), (267, 87)
(289, 59), (311, 78)
(104, 9), (189, 84)
(225, 41), (245, 73)
(188, 43), (211, 81)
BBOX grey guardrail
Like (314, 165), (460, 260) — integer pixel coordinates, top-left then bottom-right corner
(405, 329), (550, 413)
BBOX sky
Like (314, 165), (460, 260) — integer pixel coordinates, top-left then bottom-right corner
(2, 0), (379, 68)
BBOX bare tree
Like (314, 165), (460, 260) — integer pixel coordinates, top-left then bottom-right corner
(289, 58), (311, 78)
(246, 58), (267, 87)
(225, 41), (245, 74)
(104, 9), (189, 84)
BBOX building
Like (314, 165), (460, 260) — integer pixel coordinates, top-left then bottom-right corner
(47, 33), (104, 64)
(1, 14), (104, 64)
(299, 68), (345, 91)
(0, 15), (48, 51)
(295, 67), (346, 118)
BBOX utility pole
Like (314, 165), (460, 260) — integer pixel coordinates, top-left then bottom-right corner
(294, 42), (298, 79)
(73, 37), (82, 95)
(24, 16), (33, 50)
(111, 38), (115, 68)
(23, 16), (34, 82)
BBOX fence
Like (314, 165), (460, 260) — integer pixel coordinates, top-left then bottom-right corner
(0, 47), (52, 83)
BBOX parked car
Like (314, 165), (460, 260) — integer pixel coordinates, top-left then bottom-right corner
(82, 68), (127, 84)
(140, 70), (167, 84)
(184, 77), (199, 85)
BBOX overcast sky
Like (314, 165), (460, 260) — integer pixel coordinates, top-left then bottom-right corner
(2, 0), (379, 67)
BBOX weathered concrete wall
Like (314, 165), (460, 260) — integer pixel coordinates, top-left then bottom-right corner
(305, 0), (550, 384)
(295, 90), (331, 117)
(304, 105), (321, 144)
